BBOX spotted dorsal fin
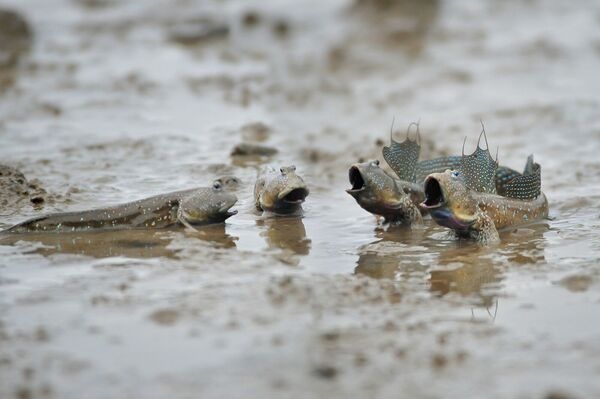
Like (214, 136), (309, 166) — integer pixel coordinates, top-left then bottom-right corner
(382, 122), (421, 183)
(499, 155), (541, 199)
(459, 129), (498, 194)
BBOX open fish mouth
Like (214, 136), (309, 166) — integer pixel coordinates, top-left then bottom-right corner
(224, 209), (238, 217)
(218, 202), (239, 218)
(346, 166), (365, 193)
(279, 187), (309, 204)
(421, 176), (473, 231)
(421, 176), (444, 209)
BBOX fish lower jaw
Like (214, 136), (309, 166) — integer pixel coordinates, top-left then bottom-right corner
(218, 203), (237, 213)
(345, 187), (365, 195)
(277, 187), (309, 203)
(430, 208), (475, 231)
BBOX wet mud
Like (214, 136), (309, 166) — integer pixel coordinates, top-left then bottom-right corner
(0, 164), (48, 210)
(1, 0), (600, 398)
(0, 8), (32, 90)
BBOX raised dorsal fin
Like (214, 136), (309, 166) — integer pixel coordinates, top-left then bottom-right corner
(494, 165), (521, 195)
(459, 128), (498, 194)
(499, 155), (541, 199)
(382, 122), (421, 182)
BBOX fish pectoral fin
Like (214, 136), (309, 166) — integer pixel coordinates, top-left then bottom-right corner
(472, 212), (500, 245)
(176, 207), (199, 232)
(387, 198), (423, 225)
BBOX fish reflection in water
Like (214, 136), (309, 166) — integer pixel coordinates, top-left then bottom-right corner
(354, 224), (431, 279)
(499, 223), (548, 265)
(355, 222), (548, 306)
(430, 247), (502, 307)
(0, 224), (237, 259)
(256, 216), (311, 264)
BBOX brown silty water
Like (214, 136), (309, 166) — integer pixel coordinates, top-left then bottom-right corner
(1, 0), (600, 398)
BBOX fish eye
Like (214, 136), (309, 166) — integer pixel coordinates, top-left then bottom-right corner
(374, 160), (380, 166)
(280, 167), (284, 174)
(213, 181), (222, 190)
(451, 171), (460, 178)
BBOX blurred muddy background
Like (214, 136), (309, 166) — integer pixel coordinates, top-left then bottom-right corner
(1, 0), (600, 398)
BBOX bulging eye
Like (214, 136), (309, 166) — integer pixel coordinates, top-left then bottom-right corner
(372, 160), (380, 166)
(213, 181), (222, 190)
(451, 171), (460, 178)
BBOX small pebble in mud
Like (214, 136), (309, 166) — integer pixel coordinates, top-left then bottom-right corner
(0, 8), (33, 69)
(383, 320), (398, 331)
(354, 352), (368, 367)
(320, 331), (340, 342)
(15, 386), (32, 399)
(168, 18), (229, 46)
(312, 364), (338, 379)
(557, 275), (593, 293)
(300, 147), (335, 164)
(231, 142), (278, 156)
(431, 353), (448, 370)
(272, 19), (290, 38)
(270, 335), (284, 346)
(75, 0), (115, 9)
(38, 102), (62, 116)
(241, 121), (271, 142)
(241, 11), (261, 27)
(34, 326), (50, 342)
(148, 309), (180, 326)
(22, 367), (34, 380)
(544, 392), (578, 399)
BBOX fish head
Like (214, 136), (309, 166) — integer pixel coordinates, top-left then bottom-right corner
(420, 170), (478, 231)
(258, 165), (309, 214)
(213, 175), (241, 191)
(346, 160), (412, 220)
(179, 181), (238, 225)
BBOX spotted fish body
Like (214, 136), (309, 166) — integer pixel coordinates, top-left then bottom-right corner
(349, 126), (526, 225)
(421, 133), (548, 244)
(346, 160), (424, 224)
(3, 184), (238, 234)
(254, 166), (309, 214)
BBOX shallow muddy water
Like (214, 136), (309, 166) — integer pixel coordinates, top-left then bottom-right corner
(1, 0), (600, 398)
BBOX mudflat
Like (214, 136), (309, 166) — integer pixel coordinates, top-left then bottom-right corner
(1, 1), (600, 398)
